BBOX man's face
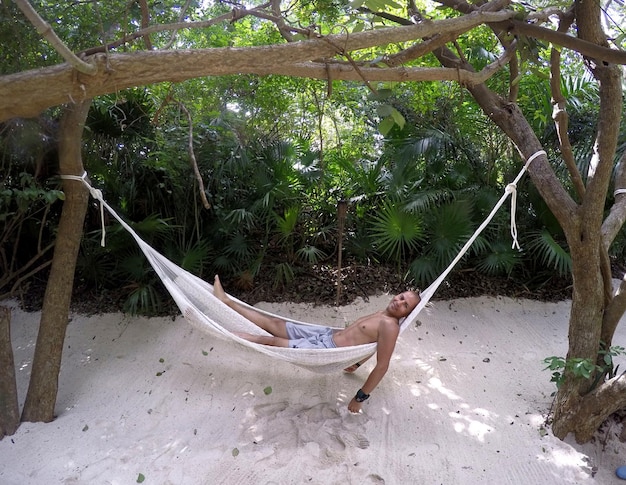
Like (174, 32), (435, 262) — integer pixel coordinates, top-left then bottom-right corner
(388, 291), (420, 318)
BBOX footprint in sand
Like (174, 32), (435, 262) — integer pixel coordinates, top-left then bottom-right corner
(239, 400), (370, 465)
(334, 433), (370, 450)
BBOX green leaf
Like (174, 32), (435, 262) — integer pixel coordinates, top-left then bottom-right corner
(390, 107), (405, 129)
(137, 473), (145, 483)
(263, 386), (273, 395)
(376, 104), (394, 117)
(543, 356), (565, 371)
(611, 345), (625, 356)
(579, 366), (591, 379)
(379, 117), (395, 136)
(232, 448), (239, 457)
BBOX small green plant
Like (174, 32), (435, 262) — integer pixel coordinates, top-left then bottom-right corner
(543, 344), (626, 390)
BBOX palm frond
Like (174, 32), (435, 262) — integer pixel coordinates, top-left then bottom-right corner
(427, 200), (474, 267)
(403, 188), (453, 213)
(225, 208), (257, 231)
(408, 255), (440, 287)
(525, 229), (572, 277)
(476, 241), (522, 276)
(273, 262), (295, 288)
(223, 232), (254, 261)
(296, 245), (327, 264)
(369, 200), (424, 262)
(178, 239), (212, 275)
(274, 206), (299, 239)
(123, 283), (162, 316)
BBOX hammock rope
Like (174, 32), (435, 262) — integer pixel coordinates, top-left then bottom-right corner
(60, 150), (545, 373)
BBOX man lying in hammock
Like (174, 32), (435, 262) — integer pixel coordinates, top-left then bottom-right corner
(213, 275), (420, 413)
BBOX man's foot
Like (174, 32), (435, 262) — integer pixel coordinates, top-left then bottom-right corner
(213, 275), (230, 304)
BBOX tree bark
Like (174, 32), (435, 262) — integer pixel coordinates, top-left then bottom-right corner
(0, 306), (19, 438)
(553, 372), (626, 443)
(20, 99), (91, 423)
(548, 0), (624, 441)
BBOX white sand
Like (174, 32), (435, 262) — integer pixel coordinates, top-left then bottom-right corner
(1, 294), (626, 484)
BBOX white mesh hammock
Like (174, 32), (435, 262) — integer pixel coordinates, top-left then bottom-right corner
(64, 150), (544, 373)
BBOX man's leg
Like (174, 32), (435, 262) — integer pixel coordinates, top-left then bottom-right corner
(213, 275), (289, 339)
(233, 332), (290, 347)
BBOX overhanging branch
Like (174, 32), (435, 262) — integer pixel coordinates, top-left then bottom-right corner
(503, 19), (626, 65)
(285, 40), (516, 85)
(0, 11), (516, 122)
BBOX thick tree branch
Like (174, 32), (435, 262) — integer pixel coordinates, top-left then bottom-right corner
(436, 0), (626, 64)
(271, 0), (296, 42)
(570, 374), (626, 442)
(14, 0), (97, 75)
(602, 151), (626, 246)
(0, 11), (515, 122)
(383, 31), (464, 67)
(291, 40), (516, 84)
(501, 19), (626, 64)
(601, 274), (626, 347)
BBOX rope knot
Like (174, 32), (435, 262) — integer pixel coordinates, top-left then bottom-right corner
(507, 183), (520, 250)
(88, 186), (103, 201)
(59, 172), (106, 247)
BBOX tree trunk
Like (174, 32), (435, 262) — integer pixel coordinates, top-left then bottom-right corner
(0, 306), (19, 438)
(551, 240), (605, 440)
(21, 99), (91, 423)
(549, 0), (624, 442)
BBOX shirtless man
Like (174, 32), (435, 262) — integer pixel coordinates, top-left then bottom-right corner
(213, 275), (420, 413)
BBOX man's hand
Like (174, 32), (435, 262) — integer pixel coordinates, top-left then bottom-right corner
(348, 397), (363, 413)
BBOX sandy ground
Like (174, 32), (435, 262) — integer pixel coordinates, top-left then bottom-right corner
(1, 294), (626, 485)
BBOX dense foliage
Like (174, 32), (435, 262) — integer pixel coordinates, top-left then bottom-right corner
(5, 74), (618, 314)
(1, 0), (625, 315)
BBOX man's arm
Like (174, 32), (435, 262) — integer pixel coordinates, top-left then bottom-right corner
(347, 319), (399, 413)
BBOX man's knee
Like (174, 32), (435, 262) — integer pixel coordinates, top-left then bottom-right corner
(259, 335), (289, 347)
(266, 317), (288, 337)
